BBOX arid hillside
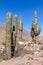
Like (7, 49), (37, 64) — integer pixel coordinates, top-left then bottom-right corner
(0, 24), (32, 44)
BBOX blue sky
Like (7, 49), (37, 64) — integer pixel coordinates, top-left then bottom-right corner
(0, 0), (43, 36)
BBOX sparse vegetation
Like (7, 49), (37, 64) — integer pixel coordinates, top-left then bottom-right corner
(0, 11), (43, 65)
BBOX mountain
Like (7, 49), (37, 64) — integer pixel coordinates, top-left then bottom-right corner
(16, 29), (32, 41)
(0, 24), (43, 44)
(0, 24), (6, 44)
(22, 29), (32, 41)
(0, 24), (32, 43)
(0, 24), (5, 31)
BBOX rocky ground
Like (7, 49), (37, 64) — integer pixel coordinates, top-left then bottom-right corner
(0, 42), (43, 65)
(0, 53), (43, 65)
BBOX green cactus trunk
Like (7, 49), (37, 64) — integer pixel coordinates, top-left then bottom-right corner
(12, 15), (18, 55)
(31, 11), (41, 44)
(14, 15), (18, 34)
(13, 31), (16, 56)
(19, 16), (23, 41)
(6, 13), (12, 59)
(19, 30), (22, 41)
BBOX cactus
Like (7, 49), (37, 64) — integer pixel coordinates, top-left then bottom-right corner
(31, 28), (34, 38)
(31, 11), (41, 44)
(34, 27), (41, 36)
(19, 16), (23, 41)
(6, 12), (12, 59)
(12, 15), (18, 56)
(14, 15), (18, 34)
(34, 11), (38, 25)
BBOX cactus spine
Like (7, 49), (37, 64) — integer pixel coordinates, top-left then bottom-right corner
(6, 12), (12, 59)
(19, 16), (23, 41)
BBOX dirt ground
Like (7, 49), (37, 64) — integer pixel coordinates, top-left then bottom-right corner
(0, 43), (43, 65)
(0, 53), (43, 65)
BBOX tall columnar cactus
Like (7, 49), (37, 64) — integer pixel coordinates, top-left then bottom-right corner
(19, 16), (23, 41)
(31, 11), (41, 43)
(13, 15), (18, 55)
(34, 11), (38, 25)
(6, 12), (12, 59)
(14, 15), (18, 34)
